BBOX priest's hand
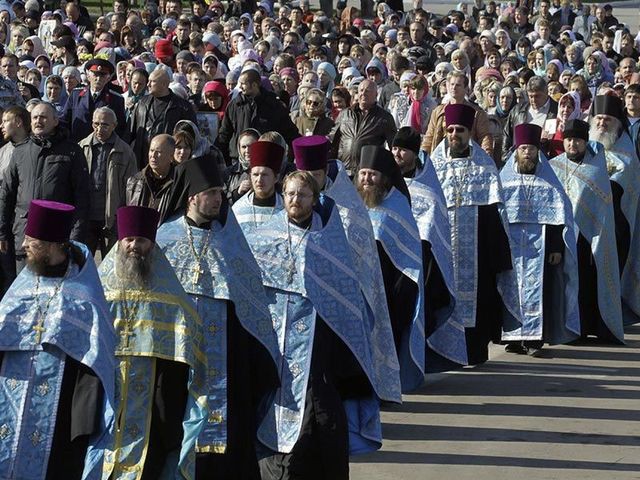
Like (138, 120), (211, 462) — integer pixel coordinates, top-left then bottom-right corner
(0, 241), (7, 254)
(548, 252), (562, 265)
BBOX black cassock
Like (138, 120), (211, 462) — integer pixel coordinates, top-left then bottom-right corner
(196, 304), (279, 480)
(466, 204), (513, 365)
(573, 181), (627, 344)
(258, 317), (372, 480)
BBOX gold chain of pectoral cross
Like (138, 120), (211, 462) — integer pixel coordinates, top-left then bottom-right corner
(119, 285), (138, 349)
(563, 157), (582, 190)
(184, 217), (212, 286)
(32, 268), (68, 344)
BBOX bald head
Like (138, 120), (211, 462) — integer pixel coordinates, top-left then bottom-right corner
(358, 79), (377, 111)
(148, 134), (175, 178)
(149, 68), (171, 97)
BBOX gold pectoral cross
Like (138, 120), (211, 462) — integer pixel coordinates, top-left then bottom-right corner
(32, 320), (46, 344)
(120, 323), (135, 349)
(192, 264), (205, 284)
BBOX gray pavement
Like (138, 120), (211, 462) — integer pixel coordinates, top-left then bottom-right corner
(349, 324), (640, 479)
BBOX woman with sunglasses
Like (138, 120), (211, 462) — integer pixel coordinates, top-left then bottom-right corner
(294, 88), (334, 137)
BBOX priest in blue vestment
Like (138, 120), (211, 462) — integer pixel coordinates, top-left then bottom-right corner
(97, 206), (206, 479)
(156, 156), (279, 479)
(292, 136), (402, 454)
(0, 200), (116, 479)
(246, 171), (391, 479)
(356, 144), (426, 391)
(589, 95), (640, 326)
(498, 124), (581, 355)
(549, 119), (625, 343)
(429, 103), (518, 365)
(232, 141), (285, 235)
(391, 127), (466, 370)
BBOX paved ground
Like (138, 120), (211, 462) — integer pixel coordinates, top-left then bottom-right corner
(349, 324), (640, 479)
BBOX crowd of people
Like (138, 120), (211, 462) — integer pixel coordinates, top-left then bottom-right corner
(0, 0), (638, 478)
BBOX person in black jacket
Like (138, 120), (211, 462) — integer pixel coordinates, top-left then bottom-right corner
(0, 102), (90, 272)
(216, 69), (300, 163)
(128, 68), (197, 169)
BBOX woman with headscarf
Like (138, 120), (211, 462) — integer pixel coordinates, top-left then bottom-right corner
(487, 85), (517, 166)
(223, 128), (261, 204)
(239, 13), (254, 41)
(495, 29), (512, 56)
(280, 67), (299, 111)
(200, 80), (229, 121)
(21, 35), (45, 59)
(340, 6), (359, 34)
(294, 87), (334, 137)
(42, 74), (68, 115)
(316, 61), (336, 97)
(546, 91), (581, 158)
(451, 49), (472, 89)
(389, 72), (435, 133)
(577, 50), (614, 91)
(124, 67), (148, 120)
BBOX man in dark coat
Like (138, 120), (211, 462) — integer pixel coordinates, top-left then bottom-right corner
(128, 68), (197, 169)
(60, 58), (126, 142)
(330, 79), (397, 176)
(0, 102), (90, 272)
(216, 68), (300, 163)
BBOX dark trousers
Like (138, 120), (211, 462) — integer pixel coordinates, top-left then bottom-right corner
(257, 382), (349, 480)
(0, 240), (15, 298)
(84, 220), (117, 259)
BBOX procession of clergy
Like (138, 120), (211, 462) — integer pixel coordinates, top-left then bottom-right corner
(0, 96), (637, 480)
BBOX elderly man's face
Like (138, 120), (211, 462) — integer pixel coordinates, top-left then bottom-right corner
(620, 58), (636, 79)
(358, 81), (377, 110)
(92, 110), (116, 143)
(88, 68), (111, 92)
(31, 104), (58, 137)
(594, 114), (615, 132)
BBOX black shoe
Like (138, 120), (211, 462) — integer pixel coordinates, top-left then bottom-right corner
(505, 343), (528, 354)
(528, 347), (543, 357)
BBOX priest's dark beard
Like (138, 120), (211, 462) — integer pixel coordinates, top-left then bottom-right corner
(116, 248), (153, 287)
(515, 153), (537, 174)
(567, 150), (585, 163)
(357, 182), (388, 208)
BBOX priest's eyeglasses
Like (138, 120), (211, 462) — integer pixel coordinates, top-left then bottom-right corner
(446, 126), (466, 134)
(284, 191), (313, 200)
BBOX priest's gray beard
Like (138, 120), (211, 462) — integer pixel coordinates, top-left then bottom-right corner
(357, 182), (388, 208)
(589, 122), (620, 150)
(116, 247), (153, 287)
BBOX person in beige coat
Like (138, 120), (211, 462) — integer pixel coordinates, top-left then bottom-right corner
(79, 106), (138, 256)
(421, 71), (494, 157)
